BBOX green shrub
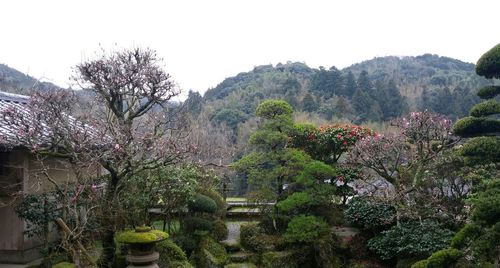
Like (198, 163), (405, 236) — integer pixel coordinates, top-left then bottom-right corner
(188, 193), (218, 214)
(157, 239), (188, 264)
(458, 137), (500, 163)
(453, 116), (500, 136)
(191, 237), (229, 267)
(471, 185), (500, 225)
(182, 217), (214, 233)
(344, 197), (395, 231)
(240, 223), (265, 252)
(426, 248), (462, 267)
(396, 257), (422, 268)
(476, 43), (500, 79)
(199, 188), (226, 216)
(211, 219), (228, 241)
(283, 215), (328, 243)
(367, 220), (454, 260)
(410, 260), (429, 268)
(52, 263), (75, 268)
(477, 86), (500, 99)
(276, 192), (312, 212)
(451, 223), (482, 249)
(112, 254), (127, 268)
(261, 251), (299, 268)
(469, 100), (500, 117)
(174, 234), (198, 254)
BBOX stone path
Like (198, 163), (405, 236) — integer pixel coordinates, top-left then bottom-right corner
(222, 222), (241, 247)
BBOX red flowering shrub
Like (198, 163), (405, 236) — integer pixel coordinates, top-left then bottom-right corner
(290, 124), (374, 164)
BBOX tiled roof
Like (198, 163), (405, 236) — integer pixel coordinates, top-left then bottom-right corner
(0, 91), (31, 147)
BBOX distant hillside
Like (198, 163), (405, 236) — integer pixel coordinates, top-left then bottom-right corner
(0, 64), (60, 94)
(185, 55), (488, 141)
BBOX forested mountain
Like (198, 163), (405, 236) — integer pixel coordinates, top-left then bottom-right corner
(0, 64), (60, 94)
(185, 55), (490, 140)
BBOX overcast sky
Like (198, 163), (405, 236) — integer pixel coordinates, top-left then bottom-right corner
(0, 0), (498, 96)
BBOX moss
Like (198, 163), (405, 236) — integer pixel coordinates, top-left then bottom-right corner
(476, 43), (500, 79)
(452, 116), (500, 136)
(477, 86), (500, 99)
(115, 229), (168, 244)
(52, 262), (76, 268)
(469, 100), (500, 117)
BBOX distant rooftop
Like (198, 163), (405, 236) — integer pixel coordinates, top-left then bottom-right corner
(0, 91), (29, 104)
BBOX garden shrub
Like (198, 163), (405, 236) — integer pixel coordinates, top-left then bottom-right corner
(344, 197), (395, 231)
(450, 224), (482, 249)
(261, 251), (299, 268)
(452, 116), (500, 136)
(199, 188), (226, 217)
(283, 215), (328, 243)
(259, 213), (290, 234)
(211, 219), (228, 241)
(157, 239), (189, 265)
(276, 191), (312, 212)
(469, 100), (500, 117)
(410, 260), (429, 268)
(367, 220), (454, 260)
(112, 254), (127, 268)
(188, 193), (218, 214)
(174, 234), (198, 255)
(476, 43), (500, 79)
(182, 217), (213, 233)
(191, 237), (229, 267)
(426, 248), (462, 267)
(52, 263), (75, 268)
(240, 223), (266, 252)
(477, 86), (500, 99)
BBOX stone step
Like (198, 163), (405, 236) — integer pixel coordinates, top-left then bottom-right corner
(224, 262), (257, 268)
(229, 252), (255, 263)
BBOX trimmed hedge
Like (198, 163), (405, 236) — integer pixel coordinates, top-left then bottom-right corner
(426, 248), (462, 267)
(199, 188), (226, 217)
(452, 116), (500, 136)
(476, 43), (500, 79)
(188, 193), (218, 214)
(477, 86), (500, 99)
(410, 260), (428, 268)
(458, 137), (500, 162)
(470, 100), (500, 117)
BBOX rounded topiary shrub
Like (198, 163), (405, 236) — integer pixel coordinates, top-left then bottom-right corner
(476, 43), (500, 79)
(188, 193), (218, 214)
(211, 219), (228, 241)
(199, 188), (226, 216)
(283, 215), (328, 243)
(156, 239), (192, 268)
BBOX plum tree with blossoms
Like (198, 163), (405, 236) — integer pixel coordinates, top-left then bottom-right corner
(348, 111), (455, 222)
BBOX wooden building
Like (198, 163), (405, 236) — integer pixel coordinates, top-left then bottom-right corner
(0, 91), (75, 263)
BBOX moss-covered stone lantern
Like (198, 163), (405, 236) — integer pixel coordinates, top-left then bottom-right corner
(116, 226), (168, 268)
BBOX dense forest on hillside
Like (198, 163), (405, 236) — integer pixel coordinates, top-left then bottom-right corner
(184, 55), (489, 136)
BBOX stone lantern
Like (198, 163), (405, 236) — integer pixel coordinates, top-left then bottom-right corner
(116, 226), (168, 268)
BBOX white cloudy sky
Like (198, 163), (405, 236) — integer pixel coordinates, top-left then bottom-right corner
(0, 0), (498, 96)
